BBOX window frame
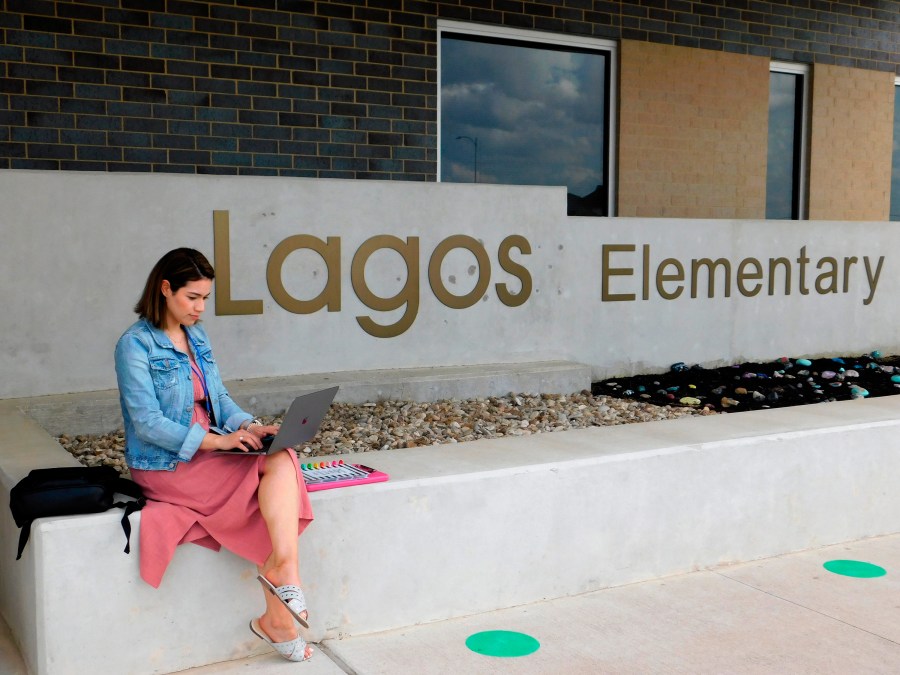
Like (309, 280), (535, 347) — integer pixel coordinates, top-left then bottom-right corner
(767, 61), (810, 220)
(437, 20), (618, 216)
(891, 77), (900, 221)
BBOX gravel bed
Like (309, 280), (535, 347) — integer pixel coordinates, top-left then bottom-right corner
(56, 391), (708, 476)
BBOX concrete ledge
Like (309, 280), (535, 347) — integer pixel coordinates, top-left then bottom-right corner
(2, 396), (900, 674)
(13, 360), (592, 436)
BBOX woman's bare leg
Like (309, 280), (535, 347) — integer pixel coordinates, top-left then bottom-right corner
(255, 450), (312, 658)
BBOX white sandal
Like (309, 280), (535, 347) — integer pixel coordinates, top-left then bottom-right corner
(257, 574), (310, 628)
(249, 618), (312, 662)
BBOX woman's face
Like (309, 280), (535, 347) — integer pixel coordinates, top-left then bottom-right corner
(162, 278), (212, 329)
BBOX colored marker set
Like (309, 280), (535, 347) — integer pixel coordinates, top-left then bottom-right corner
(300, 460), (389, 492)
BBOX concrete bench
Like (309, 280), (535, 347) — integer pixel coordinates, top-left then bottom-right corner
(3, 390), (900, 674)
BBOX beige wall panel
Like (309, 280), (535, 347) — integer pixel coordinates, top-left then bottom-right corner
(808, 64), (894, 221)
(618, 40), (770, 218)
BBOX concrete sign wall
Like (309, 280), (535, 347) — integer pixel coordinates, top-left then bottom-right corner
(2, 169), (898, 400)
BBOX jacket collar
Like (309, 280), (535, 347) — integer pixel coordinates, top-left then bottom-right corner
(140, 318), (207, 350)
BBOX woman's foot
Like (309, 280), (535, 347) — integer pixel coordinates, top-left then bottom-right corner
(252, 616), (313, 661)
(258, 570), (310, 627)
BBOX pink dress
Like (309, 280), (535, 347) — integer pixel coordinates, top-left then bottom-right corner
(130, 360), (313, 588)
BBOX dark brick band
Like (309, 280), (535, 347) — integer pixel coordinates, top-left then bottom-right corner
(1, 0), (899, 176)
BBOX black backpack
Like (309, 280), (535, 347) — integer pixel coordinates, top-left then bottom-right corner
(9, 465), (145, 560)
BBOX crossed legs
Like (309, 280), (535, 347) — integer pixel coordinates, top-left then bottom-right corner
(255, 449), (313, 660)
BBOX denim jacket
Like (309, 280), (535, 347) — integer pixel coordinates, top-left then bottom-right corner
(114, 318), (252, 471)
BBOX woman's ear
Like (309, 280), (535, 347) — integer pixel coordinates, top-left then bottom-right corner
(160, 280), (172, 298)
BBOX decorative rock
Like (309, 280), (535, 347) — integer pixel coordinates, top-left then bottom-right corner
(821, 371), (836, 379)
(742, 372), (757, 379)
(60, 391), (708, 474)
(671, 362), (689, 372)
(679, 397), (701, 406)
(831, 357), (845, 364)
(751, 391), (765, 401)
(871, 350), (883, 359)
(844, 370), (859, 378)
(796, 358), (812, 366)
(891, 375), (900, 384)
(735, 387), (748, 395)
(850, 385), (869, 399)
(720, 397), (740, 408)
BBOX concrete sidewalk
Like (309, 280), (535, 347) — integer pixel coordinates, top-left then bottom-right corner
(3, 533), (899, 674)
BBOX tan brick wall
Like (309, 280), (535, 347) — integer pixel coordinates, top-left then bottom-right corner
(807, 65), (895, 221)
(618, 40), (770, 219)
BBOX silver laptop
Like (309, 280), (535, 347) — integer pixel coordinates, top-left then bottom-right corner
(213, 386), (338, 456)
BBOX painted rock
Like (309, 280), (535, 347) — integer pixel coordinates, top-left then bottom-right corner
(679, 397), (701, 406)
(671, 362), (689, 372)
(735, 387), (748, 395)
(844, 370), (859, 378)
(796, 358), (812, 366)
(821, 371), (836, 379)
(720, 397), (740, 408)
(850, 385), (869, 398)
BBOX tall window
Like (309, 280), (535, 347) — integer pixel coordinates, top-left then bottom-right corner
(891, 79), (900, 221)
(766, 63), (809, 220)
(439, 21), (615, 216)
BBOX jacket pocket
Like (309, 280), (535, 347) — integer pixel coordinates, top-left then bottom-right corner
(149, 357), (179, 390)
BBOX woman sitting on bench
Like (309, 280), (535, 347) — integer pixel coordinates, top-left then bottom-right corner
(115, 247), (314, 663)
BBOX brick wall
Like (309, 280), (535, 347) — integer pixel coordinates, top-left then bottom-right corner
(617, 40), (770, 218)
(2, 0), (900, 180)
(807, 64), (895, 221)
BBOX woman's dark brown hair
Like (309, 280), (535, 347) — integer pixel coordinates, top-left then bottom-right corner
(135, 248), (215, 327)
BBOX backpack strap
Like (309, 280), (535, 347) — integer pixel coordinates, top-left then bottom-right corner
(112, 477), (146, 555)
(15, 521), (32, 561)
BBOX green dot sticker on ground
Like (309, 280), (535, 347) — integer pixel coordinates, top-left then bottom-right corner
(466, 630), (540, 658)
(823, 560), (887, 578)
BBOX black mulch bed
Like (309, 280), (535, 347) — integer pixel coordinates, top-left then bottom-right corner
(591, 353), (900, 413)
